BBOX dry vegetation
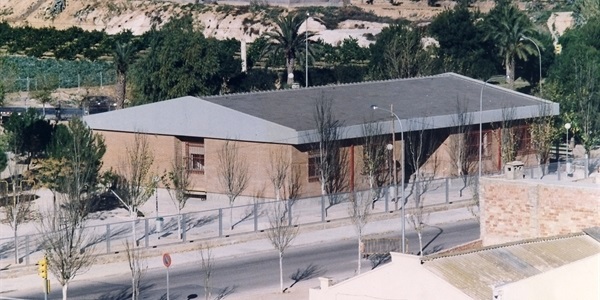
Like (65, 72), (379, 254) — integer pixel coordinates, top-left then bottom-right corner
(0, 0), (495, 39)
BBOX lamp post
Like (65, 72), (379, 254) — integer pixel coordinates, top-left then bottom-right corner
(520, 35), (543, 97)
(371, 104), (406, 253)
(305, 12), (309, 88)
(565, 123), (571, 175)
(479, 78), (496, 180)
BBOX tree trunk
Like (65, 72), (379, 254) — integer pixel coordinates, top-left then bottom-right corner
(131, 208), (137, 247)
(279, 251), (284, 293)
(506, 55), (515, 89)
(230, 204), (234, 230)
(62, 283), (69, 300)
(131, 272), (136, 300)
(116, 72), (126, 109)
(418, 231), (423, 257)
(357, 235), (362, 274)
(177, 208), (182, 239)
(13, 226), (18, 264)
(286, 57), (295, 86)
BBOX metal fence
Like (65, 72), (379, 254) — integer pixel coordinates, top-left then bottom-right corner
(2, 155), (598, 267)
(4, 72), (117, 93)
(0, 175), (476, 267)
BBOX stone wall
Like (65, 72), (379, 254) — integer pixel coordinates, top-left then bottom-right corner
(480, 176), (600, 246)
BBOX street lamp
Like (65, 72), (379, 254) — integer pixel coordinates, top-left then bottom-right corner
(371, 104), (406, 253)
(565, 123), (571, 175)
(520, 35), (543, 97)
(305, 12), (309, 88)
(479, 78), (496, 180)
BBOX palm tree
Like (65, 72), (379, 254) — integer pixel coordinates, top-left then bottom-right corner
(113, 42), (135, 109)
(483, 3), (537, 88)
(264, 13), (317, 86)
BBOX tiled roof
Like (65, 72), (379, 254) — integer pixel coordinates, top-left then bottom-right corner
(84, 73), (559, 145)
(423, 234), (600, 300)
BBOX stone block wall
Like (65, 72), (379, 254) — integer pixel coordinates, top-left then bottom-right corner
(480, 176), (600, 246)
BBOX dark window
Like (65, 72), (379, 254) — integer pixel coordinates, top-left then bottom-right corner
(517, 125), (534, 155)
(186, 143), (204, 173)
(308, 151), (321, 182)
(467, 130), (492, 161)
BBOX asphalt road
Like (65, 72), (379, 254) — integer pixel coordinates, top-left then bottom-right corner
(4, 219), (479, 300)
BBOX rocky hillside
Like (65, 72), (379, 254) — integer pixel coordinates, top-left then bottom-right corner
(0, 0), (473, 44)
(0, 0), (574, 46)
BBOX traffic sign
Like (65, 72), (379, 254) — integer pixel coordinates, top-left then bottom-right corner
(163, 253), (172, 268)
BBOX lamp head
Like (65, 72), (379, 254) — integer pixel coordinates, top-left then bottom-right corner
(565, 123), (571, 130)
(371, 105), (378, 110)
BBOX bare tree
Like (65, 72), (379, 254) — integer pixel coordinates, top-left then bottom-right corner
(267, 150), (289, 201)
(407, 195), (429, 257)
(38, 204), (95, 300)
(446, 98), (477, 196)
(267, 151), (303, 221)
(313, 95), (348, 216)
(3, 162), (36, 264)
(125, 239), (146, 300)
(285, 164), (303, 204)
(404, 119), (438, 256)
(218, 140), (249, 230)
(468, 183), (481, 224)
(199, 243), (214, 300)
(266, 201), (299, 293)
(163, 147), (193, 239)
(361, 121), (390, 208)
(347, 190), (371, 274)
(530, 103), (557, 177)
(113, 133), (155, 246)
(404, 118), (440, 204)
(495, 107), (522, 165)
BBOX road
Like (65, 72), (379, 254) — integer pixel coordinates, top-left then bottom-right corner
(3, 219), (479, 300)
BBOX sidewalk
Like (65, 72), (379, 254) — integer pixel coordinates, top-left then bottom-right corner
(0, 202), (475, 298)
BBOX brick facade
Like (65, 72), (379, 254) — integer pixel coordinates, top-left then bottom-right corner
(95, 124), (537, 202)
(480, 176), (600, 246)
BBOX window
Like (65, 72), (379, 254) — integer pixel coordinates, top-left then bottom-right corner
(186, 143), (204, 173)
(516, 125), (534, 155)
(308, 151), (321, 182)
(467, 130), (492, 161)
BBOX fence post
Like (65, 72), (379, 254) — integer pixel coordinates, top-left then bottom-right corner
(182, 214), (187, 242)
(144, 218), (149, 248)
(218, 208), (223, 237)
(106, 224), (111, 254)
(445, 178), (449, 204)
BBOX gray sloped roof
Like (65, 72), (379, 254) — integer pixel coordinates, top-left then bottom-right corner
(422, 234), (600, 300)
(83, 73), (559, 145)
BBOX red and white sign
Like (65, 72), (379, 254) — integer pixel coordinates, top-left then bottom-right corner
(163, 253), (172, 268)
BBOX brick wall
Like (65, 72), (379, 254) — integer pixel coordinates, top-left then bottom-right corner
(97, 130), (176, 177)
(480, 177), (600, 246)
